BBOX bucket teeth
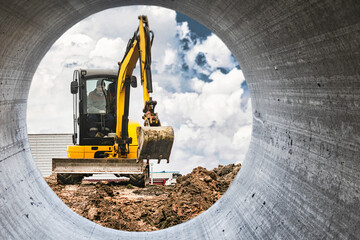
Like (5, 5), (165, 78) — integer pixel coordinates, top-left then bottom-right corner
(137, 126), (174, 161)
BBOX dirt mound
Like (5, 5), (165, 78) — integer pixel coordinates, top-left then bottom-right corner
(45, 163), (241, 232)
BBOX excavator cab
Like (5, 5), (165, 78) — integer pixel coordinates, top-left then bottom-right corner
(71, 69), (119, 146)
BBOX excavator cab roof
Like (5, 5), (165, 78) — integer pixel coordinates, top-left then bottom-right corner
(80, 69), (118, 78)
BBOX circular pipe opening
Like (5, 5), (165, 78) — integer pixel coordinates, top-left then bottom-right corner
(27, 5), (252, 232)
(0, 1), (359, 239)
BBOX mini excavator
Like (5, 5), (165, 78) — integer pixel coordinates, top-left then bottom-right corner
(52, 16), (174, 187)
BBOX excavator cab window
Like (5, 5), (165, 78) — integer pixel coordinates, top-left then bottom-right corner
(86, 78), (110, 114)
(78, 76), (117, 145)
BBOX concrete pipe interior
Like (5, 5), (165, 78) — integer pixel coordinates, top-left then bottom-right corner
(0, 1), (359, 239)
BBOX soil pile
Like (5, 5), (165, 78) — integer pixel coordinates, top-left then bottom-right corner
(45, 163), (241, 232)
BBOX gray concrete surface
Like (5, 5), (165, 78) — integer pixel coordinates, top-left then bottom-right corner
(0, 0), (359, 239)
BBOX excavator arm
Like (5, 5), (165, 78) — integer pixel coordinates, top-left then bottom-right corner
(115, 29), (139, 155)
(138, 16), (161, 127)
(115, 16), (173, 160)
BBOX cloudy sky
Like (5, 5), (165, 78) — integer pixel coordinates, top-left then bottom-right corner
(27, 6), (252, 174)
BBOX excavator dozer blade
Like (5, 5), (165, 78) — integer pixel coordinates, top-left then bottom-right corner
(52, 158), (145, 174)
(137, 126), (174, 162)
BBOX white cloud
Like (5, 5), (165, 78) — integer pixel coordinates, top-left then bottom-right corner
(155, 68), (247, 128)
(184, 33), (236, 75)
(190, 77), (205, 93)
(89, 37), (127, 59)
(151, 66), (252, 173)
(177, 21), (191, 40)
(27, 6), (252, 174)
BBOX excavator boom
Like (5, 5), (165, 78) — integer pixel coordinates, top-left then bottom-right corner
(114, 15), (174, 161)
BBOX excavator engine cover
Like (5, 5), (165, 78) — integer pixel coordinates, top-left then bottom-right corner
(137, 126), (174, 162)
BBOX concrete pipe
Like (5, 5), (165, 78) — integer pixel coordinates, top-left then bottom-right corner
(0, 0), (359, 239)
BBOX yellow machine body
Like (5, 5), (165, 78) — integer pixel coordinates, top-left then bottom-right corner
(67, 120), (140, 159)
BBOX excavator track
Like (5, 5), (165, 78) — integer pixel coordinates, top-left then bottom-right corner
(57, 173), (84, 185)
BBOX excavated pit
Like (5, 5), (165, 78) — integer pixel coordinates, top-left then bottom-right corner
(0, 1), (359, 239)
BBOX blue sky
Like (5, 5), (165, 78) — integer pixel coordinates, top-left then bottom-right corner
(176, 12), (212, 39)
(27, 6), (252, 174)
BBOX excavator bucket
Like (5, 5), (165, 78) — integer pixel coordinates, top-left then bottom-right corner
(137, 126), (174, 162)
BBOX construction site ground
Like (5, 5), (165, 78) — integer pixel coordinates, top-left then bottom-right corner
(45, 163), (241, 232)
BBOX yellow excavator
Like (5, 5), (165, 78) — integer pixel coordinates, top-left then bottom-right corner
(52, 16), (174, 187)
